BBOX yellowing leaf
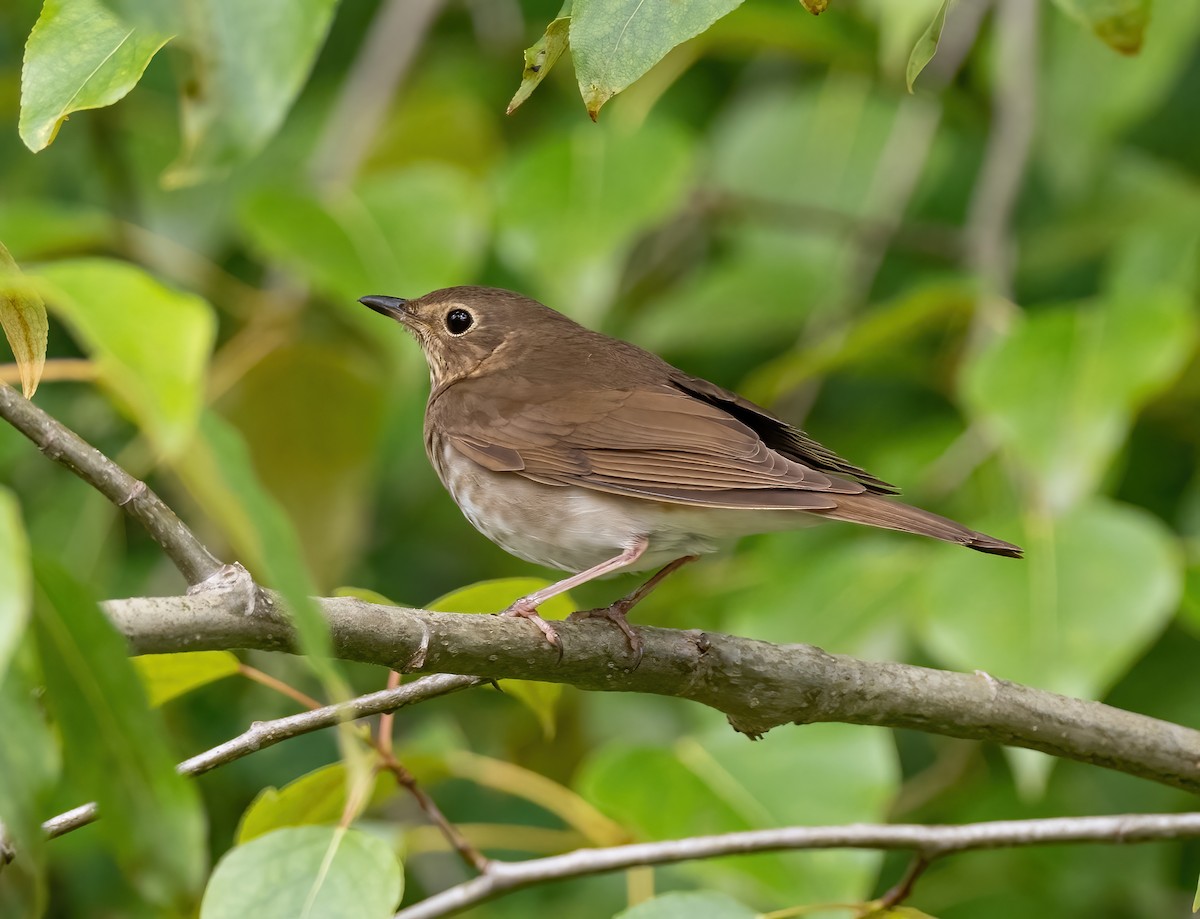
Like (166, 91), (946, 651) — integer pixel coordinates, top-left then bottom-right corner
(0, 244), (47, 398)
(1050, 0), (1152, 54)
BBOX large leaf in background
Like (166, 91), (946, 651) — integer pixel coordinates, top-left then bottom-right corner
(708, 81), (905, 319)
(429, 578), (575, 738)
(0, 243), (48, 398)
(0, 490), (30, 684)
(33, 560), (206, 904)
(236, 763), (395, 845)
(219, 344), (387, 587)
(239, 165), (488, 316)
(963, 292), (1193, 513)
(578, 721), (897, 904)
(201, 826), (402, 919)
(33, 258), (216, 457)
(496, 120), (693, 322)
(570, 0), (744, 119)
(0, 664), (58, 918)
(1040, 1), (1200, 192)
(19, 0), (170, 152)
(163, 0), (337, 187)
(919, 498), (1181, 793)
(1049, 0), (1152, 54)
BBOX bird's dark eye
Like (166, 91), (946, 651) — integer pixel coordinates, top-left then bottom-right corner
(445, 308), (473, 335)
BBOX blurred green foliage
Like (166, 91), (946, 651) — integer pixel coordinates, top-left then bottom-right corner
(0, 0), (1199, 916)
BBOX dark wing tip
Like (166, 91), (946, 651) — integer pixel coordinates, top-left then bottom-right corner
(967, 534), (1024, 558)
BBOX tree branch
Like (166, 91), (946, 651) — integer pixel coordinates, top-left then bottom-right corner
(41, 672), (481, 840)
(0, 385), (223, 586)
(395, 812), (1200, 919)
(100, 575), (1200, 796)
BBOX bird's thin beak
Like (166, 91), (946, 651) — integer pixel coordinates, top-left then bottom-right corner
(359, 295), (409, 321)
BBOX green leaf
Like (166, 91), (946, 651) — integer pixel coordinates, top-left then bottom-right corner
(495, 120), (693, 321)
(164, 0), (338, 187)
(0, 244), (48, 398)
(0, 664), (58, 918)
(616, 891), (758, 919)
(239, 165), (489, 313)
(920, 499), (1182, 789)
(578, 722), (898, 902)
(1049, 0), (1152, 54)
(218, 344), (388, 587)
(0, 489), (31, 682)
(133, 650), (241, 707)
(508, 1), (572, 115)
(963, 291), (1195, 511)
(429, 578), (572, 737)
(906, 0), (951, 91)
(236, 763), (395, 845)
(570, 0), (744, 119)
(201, 826), (402, 919)
(33, 559), (206, 903)
(19, 0), (170, 152)
(33, 258), (216, 456)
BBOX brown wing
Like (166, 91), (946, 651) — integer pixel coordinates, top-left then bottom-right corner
(430, 379), (874, 511)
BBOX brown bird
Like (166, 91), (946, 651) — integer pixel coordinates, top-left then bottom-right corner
(362, 286), (1021, 658)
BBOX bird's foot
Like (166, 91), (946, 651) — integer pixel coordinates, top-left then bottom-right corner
(501, 598), (563, 661)
(569, 601), (643, 666)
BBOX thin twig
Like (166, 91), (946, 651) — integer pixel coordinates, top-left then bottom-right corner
(876, 853), (932, 910)
(239, 663), (323, 710)
(41, 673), (482, 840)
(0, 384), (222, 586)
(394, 812), (1200, 919)
(0, 359), (97, 386)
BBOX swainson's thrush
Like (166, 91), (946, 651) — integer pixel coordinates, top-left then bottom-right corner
(363, 286), (1021, 657)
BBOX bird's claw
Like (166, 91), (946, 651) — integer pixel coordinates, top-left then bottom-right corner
(569, 603), (644, 667)
(501, 600), (564, 663)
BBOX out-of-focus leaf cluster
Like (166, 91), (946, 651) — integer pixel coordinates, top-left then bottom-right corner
(0, 0), (1198, 916)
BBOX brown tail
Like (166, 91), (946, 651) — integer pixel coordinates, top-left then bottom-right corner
(819, 493), (1023, 558)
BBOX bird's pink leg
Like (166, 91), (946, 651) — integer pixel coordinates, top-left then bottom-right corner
(571, 555), (698, 663)
(503, 537), (649, 652)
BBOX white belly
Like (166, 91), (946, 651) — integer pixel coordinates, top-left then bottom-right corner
(433, 442), (807, 573)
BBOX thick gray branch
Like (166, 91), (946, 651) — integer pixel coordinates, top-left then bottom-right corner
(102, 579), (1200, 795)
(0, 385), (222, 585)
(396, 812), (1200, 919)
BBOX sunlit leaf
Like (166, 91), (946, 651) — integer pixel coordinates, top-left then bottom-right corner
(508, 1), (572, 115)
(19, 0), (169, 152)
(578, 721), (897, 902)
(34, 559), (206, 903)
(616, 891), (758, 918)
(570, 0), (743, 119)
(33, 258), (216, 456)
(236, 763), (395, 845)
(201, 826), (402, 919)
(429, 578), (572, 737)
(964, 291), (1194, 512)
(164, 0), (337, 187)
(1049, 0), (1152, 54)
(906, 0), (950, 91)
(133, 650), (241, 707)
(920, 499), (1182, 791)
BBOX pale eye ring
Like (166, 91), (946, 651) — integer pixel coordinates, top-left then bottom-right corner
(445, 308), (473, 335)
